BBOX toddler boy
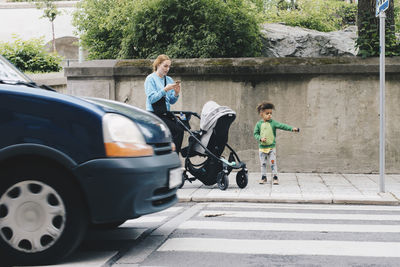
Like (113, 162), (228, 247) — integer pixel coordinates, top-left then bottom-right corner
(253, 102), (299, 185)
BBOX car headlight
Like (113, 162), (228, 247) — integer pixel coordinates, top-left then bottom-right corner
(102, 113), (153, 157)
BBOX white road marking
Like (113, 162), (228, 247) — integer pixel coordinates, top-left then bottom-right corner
(179, 220), (400, 232)
(199, 210), (400, 221)
(207, 202), (400, 211)
(121, 216), (168, 226)
(119, 207), (182, 227)
(158, 238), (400, 257)
(117, 204), (206, 264)
(158, 207), (183, 213)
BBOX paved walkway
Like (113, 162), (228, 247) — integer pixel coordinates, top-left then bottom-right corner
(177, 173), (400, 205)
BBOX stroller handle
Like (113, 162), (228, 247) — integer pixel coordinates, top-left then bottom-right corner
(170, 110), (200, 119)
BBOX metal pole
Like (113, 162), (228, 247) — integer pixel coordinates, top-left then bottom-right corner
(379, 11), (386, 193)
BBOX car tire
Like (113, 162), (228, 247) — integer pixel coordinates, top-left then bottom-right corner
(0, 163), (88, 266)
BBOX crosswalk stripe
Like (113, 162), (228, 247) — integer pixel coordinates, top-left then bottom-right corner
(199, 210), (400, 221)
(119, 207), (182, 227)
(179, 220), (400, 232)
(120, 216), (167, 226)
(158, 238), (400, 257)
(158, 207), (183, 213)
(207, 203), (400, 211)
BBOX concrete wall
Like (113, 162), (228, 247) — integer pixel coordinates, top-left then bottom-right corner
(28, 71), (67, 93)
(65, 57), (400, 174)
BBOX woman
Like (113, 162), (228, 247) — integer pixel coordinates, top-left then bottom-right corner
(145, 54), (184, 153)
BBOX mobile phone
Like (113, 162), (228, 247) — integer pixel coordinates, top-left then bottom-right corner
(175, 80), (181, 84)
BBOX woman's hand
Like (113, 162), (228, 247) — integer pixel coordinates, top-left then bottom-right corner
(164, 83), (176, 92)
(164, 82), (181, 96)
(174, 82), (181, 96)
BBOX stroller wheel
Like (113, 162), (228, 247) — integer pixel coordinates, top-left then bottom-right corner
(236, 170), (248, 189)
(217, 171), (229, 190)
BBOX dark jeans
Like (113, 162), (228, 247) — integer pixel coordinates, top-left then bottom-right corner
(156, 113), (184, 154)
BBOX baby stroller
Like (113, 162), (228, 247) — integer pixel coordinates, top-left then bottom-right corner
(171, 101), (248, 190)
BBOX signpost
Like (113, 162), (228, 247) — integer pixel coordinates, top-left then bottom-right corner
(376, 0), (389, 193)
(376, 0), (389, 17)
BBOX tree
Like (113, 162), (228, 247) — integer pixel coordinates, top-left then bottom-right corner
(35, 0), (61, 53)
(263, 0), (357, 32)
(357, 0), (395, 30)
(73, 0), (262, 59)
(72, 0), (136, 59)
(121, 0), (262, 59)
(356, 0), (400, 57)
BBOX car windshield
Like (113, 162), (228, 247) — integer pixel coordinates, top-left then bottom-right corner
(0, 55), (32, 83)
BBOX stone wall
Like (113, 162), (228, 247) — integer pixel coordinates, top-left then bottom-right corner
(28, 71), (67, 93)
(65, 57), (400, 174)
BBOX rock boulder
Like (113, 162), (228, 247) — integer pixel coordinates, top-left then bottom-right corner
(261, 23), (358, 57)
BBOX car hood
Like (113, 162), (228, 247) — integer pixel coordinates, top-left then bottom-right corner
(84, 97), (172, 144)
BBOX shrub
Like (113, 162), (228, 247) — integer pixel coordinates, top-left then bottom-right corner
(0, 36), (62, 73)
(395, 0), (400, 33)
(356, 11), (400, 58)
(264, 0), (357, 32)
(122, 0), (262, 59)
(73, 0), (262, 59)
(73, 0), (136, 59)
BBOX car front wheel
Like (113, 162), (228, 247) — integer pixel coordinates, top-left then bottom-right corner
(0, 163), (87, 265)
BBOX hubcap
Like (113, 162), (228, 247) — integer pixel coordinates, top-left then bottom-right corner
(0, 180), (66, 253)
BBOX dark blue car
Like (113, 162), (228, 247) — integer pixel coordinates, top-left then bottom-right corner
(0, 55), (182, 265)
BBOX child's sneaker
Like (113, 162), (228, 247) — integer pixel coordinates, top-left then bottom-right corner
(259, 176), (267, 184)
(273, 176), (279, 185)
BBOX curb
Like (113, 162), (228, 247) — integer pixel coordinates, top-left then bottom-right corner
(177, 172), (400, 206)
(178, 193), (400, 206)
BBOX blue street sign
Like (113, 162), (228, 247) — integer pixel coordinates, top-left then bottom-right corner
(376, 0), (389, 17)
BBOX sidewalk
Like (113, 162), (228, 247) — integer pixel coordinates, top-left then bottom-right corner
(177, 173), (400, 205)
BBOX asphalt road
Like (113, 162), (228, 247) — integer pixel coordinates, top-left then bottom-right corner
(33, 202), (400, 267)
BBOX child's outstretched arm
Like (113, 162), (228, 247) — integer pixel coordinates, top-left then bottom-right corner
(274, 121), (294, 132)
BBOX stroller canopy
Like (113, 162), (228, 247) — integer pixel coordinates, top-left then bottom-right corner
(195, 101), (236, 154)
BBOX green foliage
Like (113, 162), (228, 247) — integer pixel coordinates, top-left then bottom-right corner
(395, 0), (400, 32)
(0, 36), (62, 73)
(245, 0), (266, 12)
(73, 0), (262, 59)
(356, 12), (400, 58)
(264, 0), (356, 32)
(35, 0), (61, 22)
(34, 0), (62, 52)
(125, 0), (262, 59)
(337, 2), (357, 26)
(73, 0), (136, 59)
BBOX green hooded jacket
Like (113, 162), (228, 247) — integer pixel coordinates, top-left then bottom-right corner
(253, 119), (293, 149)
